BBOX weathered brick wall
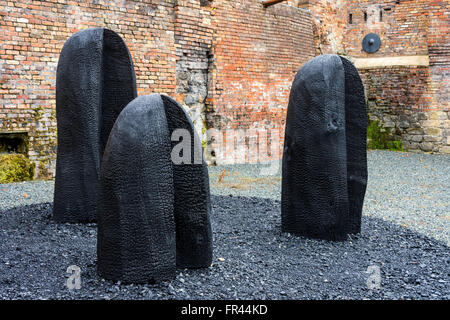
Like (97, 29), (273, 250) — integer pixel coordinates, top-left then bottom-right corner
(345, 0), (429, 57)
(299, 0), (449, 153)
(308, 0), (347, 55)
(343, 0), (449, 153)
(207, 1), (314, 163)
(360, 66), (437, 151)
(4, 0), (445, 181)
(170, 0), (314, 164)
(0, 0), (177, 178)
(427, 0), (450, 153)
(173, 0), (214, 148)
(0, 0), (314, 178)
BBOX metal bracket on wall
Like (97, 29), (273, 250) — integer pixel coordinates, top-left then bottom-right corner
(262, 0), (287, 8)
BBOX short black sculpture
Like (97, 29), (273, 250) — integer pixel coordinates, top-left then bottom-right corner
(281, 54), (368, 241)
(53, 28), (137, 223)
(97, 95), (213, 283)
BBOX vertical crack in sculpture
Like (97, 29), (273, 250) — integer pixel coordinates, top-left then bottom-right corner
(281, 54), (367, 241)
(53, 28), (137, 223)
(97, 94), (213, 283)
(161, 95), (213, 269)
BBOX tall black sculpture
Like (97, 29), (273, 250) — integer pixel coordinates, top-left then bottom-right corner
(53, 28), (137, 223)
(97, 94), (213, 283)
(281, 54), (367, 241)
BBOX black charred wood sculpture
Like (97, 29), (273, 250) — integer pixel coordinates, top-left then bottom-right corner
(53, 28), (137, 223)
(97, 94), (213, 283)
(281, 54), (368, 241)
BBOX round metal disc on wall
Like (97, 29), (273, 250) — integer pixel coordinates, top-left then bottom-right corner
(362, 33), (381, 53)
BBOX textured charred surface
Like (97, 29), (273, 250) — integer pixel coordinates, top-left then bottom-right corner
(341, 57), (368, 234)
(282, 54), (367, 241)
(53, 28), (103, 223)
(100, 29), (137, 152)
(161, 95), (213, 269)
(53, 28), (136, 223)
(97, 95), (176, 284)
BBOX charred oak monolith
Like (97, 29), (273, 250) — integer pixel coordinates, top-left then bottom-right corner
(97, 94), (212, 283)
(53, 28), (136, 223)
(97, 95), (176, 283)
(281, 54), (367, 241)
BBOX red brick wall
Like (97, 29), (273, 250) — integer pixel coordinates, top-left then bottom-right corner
(427, 0), (449, 115)
(172, 0), (214, 150)
(308, 0), (347, 55)
(0, 0), (177, 178)
(207, 0), (314, 163)
(303, 0), (449, 153)
(0, 0), (314, 177)
(345, 0), (429, 57)
(360, 66), (439, 151)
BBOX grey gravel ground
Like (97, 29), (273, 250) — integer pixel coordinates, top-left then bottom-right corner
(209, 150), (450, 246)
(0, 150), (449, 299)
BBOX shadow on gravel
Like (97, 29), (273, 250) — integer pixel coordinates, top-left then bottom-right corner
(0, 196), (448, 300)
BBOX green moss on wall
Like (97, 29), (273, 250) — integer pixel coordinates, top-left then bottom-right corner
(201, 121), (209, 150)
(0, 154), (35, 184)
(367, 120), (404, 151)
(31, 106), (57, 180)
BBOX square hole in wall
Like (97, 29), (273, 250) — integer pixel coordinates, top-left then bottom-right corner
(298, 0), (309, 8)
(0, 131), (29, 155)
(200, 0), (212, 7)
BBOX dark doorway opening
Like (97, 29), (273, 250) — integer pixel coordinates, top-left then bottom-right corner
(0, 132), (29, 155)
